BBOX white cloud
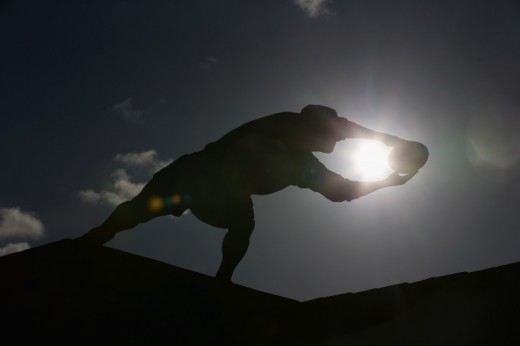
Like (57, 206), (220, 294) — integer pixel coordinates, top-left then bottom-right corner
(0, 208), (45, 239)
(293, 0), (330, 17)
(77, 189), (102, 204)
(0, 242), (30, 256)
(112, 97), (144, 123)
(78, 170), (145, 207)
(79, 150), (173, 207)
(115, 150), (171, 173)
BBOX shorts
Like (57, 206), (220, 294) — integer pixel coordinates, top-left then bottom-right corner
(131, 150), (254, 229)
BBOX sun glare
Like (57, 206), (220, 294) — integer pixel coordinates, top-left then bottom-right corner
(350, 140), (393, 181)
(316, 139), (395, 182)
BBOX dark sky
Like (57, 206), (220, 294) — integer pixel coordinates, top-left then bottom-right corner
(1, 0), (519, 300)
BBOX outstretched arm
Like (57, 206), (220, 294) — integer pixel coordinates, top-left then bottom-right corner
(314, 170), (416, 202)
(337, 118), (402, 146)
(300, 105), (406, 146)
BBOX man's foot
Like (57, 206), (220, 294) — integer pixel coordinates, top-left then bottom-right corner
(215, 267), (233, 284)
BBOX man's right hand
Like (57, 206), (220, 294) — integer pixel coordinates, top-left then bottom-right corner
(383, 134), (401, 146)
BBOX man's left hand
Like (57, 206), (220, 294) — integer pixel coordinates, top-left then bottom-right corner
(385, 171), (417, 186)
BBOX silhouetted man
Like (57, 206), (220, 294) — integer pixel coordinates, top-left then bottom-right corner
(80, 105), (416, 282)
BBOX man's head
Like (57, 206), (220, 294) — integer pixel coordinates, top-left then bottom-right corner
(300, 105), (347, 153)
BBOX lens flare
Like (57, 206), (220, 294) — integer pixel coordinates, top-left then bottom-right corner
(172, 194), (182, 205)
(467, 112), (520, 169)
(148, 196), (164, 212)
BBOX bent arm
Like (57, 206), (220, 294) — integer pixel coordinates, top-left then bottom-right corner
(296, 153), (415, 202)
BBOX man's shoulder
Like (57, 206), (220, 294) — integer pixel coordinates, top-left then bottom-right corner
(243, 111), (303, 129)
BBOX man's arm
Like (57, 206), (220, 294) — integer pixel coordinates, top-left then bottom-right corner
(297, 153), (415, 202)
(337, 118), (402, 146)
(315, 170), (416, 202)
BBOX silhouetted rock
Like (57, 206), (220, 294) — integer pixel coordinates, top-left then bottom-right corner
(285, 265), (520, 345)
(1, 240), (519, 345)
(0, 240), (296, 345)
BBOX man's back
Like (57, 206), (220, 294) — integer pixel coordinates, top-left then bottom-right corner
(156, 106), (344, 197)
(208, 105), (342, 152)
(208, 112), (301, 150)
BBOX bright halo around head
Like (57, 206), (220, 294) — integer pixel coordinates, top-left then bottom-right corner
(351, 140), (393, 181)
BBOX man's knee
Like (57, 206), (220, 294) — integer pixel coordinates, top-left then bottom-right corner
(112, 199), (156, 226)
(240, 218), (255, 233)
(227, 219), (255, 242)
(225, 212), (255, 247)
(229, 199), (255, 230)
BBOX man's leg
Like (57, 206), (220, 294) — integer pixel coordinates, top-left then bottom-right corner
(78, 164), (194, 245)
(215, 199), (255, 282)
(78, 201), (145, 245)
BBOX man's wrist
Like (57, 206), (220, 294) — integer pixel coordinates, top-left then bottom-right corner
(384, 135), (401, 146)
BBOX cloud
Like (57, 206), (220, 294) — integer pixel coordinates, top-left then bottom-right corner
(293, 0), (330, 17)
(112, 97), (144, 123)
(0, 242), (30, 256)
(0, 208), (45, 239)
(0, 208), (44, 256)
(115, 150), (171, 173)
(78, 170), (145, 206)
(79, 150), (173, 207)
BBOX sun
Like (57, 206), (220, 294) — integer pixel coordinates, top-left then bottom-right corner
(350, 140), (393, 181)
(316, 139), (394, 182)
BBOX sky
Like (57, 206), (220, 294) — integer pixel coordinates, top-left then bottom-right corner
(1, 0), (519, 301)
